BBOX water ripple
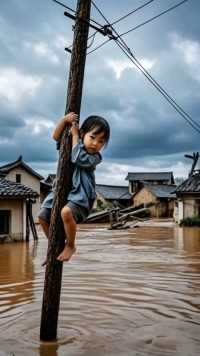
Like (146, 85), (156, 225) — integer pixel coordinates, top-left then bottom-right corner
(0, 226), (200, 355)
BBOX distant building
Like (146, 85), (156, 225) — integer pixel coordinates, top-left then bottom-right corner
(96, 184), (132, 208)
(125, 172), (175, 194)
(174, 172), (200, 223)
(0, 177), (38, 242)
(0, 156), (43, 222)
(133, 183), (176, 218)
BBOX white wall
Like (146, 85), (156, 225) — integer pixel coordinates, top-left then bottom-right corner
(6, 167), (41, 222)
(0, 199), (23, 241)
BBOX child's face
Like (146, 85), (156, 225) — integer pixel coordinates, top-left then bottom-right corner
(83, 129), (106, 154)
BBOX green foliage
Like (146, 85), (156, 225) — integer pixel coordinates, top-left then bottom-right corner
(180, 216), (200, 226)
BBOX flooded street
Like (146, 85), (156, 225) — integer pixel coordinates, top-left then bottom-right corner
(0, 224), (200, 356)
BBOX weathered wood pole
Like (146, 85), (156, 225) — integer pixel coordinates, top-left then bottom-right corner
(25, 199), (30, 242)
(28, 200), (38, 240)
(40, 0), (91, 341)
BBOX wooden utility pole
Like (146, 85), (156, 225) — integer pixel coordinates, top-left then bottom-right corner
(40, 0), (91, 341)
(185, 152), (199, 176)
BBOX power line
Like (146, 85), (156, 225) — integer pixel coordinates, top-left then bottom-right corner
(115, 39), (200, 134)
(88, 0), (189, 55)
(88, 0), (156, 54)
(51, 0), (77, 14)
(65, 0), (156, 54)
(87, 37), (111, 55)
(120, 0), (189, 37)
(91, 1), (200, 135)
(51, 0), (102, 28)
(110, 0), (155, 27)
(93, 0), (200, 133)
(87, 30), (98, 49)
(54, 0), (116, 53)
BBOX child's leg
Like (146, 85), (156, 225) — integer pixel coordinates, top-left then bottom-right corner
(57, 206), (76, 262)
(38, 217), (50, 238)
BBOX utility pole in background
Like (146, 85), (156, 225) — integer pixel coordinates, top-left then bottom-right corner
(185, 152), (199, 177)
(40, 0), (91, 341)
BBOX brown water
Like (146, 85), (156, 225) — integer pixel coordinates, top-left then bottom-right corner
(0, 225), (200, 356)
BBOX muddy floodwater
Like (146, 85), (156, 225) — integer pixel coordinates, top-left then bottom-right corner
(0, 224), (200, 356)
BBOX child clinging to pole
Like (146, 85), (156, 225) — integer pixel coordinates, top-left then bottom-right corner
(38, 112), (110, 262)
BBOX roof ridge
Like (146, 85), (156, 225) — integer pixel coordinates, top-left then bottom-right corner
(0, 157), (43, 180)
(127, 171), (173, 174)
(96, 183), (128, 188)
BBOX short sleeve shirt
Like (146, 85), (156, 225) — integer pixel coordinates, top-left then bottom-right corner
(41, 140), (101, 211)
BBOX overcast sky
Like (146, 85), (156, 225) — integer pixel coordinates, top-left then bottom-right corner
(0, 0), (200, 185)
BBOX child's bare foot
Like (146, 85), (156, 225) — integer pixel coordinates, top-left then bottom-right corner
(57, 245), (76, 262)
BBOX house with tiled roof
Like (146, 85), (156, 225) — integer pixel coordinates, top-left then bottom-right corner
(174, 171), (200, 223)
(125, 171), (175, 194)
(96, 184), (132, 208)
(0, 156), (43, 222)
(0, 177), (38, 242)
(133, 183), (176, 218)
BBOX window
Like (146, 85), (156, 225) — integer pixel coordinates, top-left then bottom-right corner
(16, 174), (21, 183)
(0, 210), (10, 234)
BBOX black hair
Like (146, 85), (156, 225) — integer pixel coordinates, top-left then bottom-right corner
(80, 115), (110, 145)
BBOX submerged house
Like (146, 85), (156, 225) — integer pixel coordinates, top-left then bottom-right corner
(133, 184), (176, 218)
(96, 184), (132, 209)
(0, 175), (38, 242)
(174, 172), (200, 223)
(125, 171), (176, 217)
(0, 156), (43, 222)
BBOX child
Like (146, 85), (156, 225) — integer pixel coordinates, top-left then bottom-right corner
(38, 112), (110, 263)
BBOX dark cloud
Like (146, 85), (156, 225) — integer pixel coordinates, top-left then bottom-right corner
(0, 99), (25, 138)
(0, 0), (199, 182)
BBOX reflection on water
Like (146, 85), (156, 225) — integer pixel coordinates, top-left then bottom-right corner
(0, 225), (200, 356)
(174, 227), (200, 252)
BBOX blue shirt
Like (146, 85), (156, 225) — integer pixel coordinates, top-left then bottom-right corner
(41, 141), (102, 211)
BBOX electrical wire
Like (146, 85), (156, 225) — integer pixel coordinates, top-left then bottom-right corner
(66, 0), (155, 54)
(87, 30), (98, 49)
(52, 0), (76, 14)
(110, 0), (155, 27)
(87, 37), (112, 55)
(120, 0), (189, 38)
(89, 0), (189, 54)
(51, 0), (102, 28)
(91, 1), (200, 134)
(88, 0), (156, 54)
(115, 39), (200, 134)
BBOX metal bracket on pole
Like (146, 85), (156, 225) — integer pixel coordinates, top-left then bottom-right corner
(64, 10), (117, 38)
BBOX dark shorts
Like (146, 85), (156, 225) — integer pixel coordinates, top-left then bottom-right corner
(38, 201), (89, 224)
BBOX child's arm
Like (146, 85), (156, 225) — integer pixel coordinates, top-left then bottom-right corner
(52, 112), (78, 141)
(70, 122), (101, 169)
(71, 122), (80, 147)
(71, 129), (102, 168)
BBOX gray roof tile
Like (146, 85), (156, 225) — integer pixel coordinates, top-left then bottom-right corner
(126, 171), (174, 183)
(144, 184), (177, 198)
(175, 173), (200, 193)
(0, 178), (38, 198)
(96, 184), (132, 200)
